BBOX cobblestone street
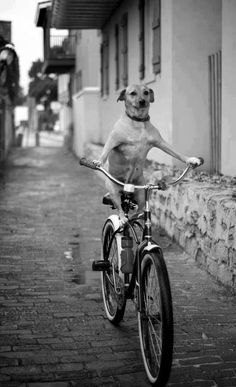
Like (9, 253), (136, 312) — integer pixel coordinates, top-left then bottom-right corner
(0, 146), (236, 387)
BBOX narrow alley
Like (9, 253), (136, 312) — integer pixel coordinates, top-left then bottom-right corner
(0, 145), (235, 387)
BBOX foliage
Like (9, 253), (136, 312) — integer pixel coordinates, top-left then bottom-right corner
(28, 59), (58, 104)
(0, 39), (20, 105)
(28, 59), (43, 79)
(14, 85), (27, 106)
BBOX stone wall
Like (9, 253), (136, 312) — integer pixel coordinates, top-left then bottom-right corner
(83, 143), (236, 291)
(148, 164), (236, 291)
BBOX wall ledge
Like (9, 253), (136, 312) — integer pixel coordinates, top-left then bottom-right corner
(73, 87), (100, 100)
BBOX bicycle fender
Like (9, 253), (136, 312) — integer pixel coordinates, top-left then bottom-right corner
(143, 243), (162, 256)
(105, 215), (122, 270)
(107, 214), (120, 231)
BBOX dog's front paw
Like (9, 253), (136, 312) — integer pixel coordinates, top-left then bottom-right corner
(186, 157), (202, 168)
(92, 160), (102, 167)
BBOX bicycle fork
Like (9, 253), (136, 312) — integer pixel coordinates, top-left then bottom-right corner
(135, 186), (153, 313)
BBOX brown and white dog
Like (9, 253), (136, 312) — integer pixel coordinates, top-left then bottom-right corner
(95, 84), (201, 225)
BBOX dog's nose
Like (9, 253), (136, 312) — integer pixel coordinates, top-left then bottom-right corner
(139, 99), (146, 106)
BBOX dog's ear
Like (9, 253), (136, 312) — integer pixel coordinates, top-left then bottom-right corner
(117, 88), (126, 102)
(149, 88), (155, 103)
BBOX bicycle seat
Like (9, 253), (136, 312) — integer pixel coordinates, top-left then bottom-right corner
(102, 193), (116, 209)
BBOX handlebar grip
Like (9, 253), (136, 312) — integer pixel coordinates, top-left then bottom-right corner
(198, 157), (204, 166)
(79, 157), (98, 170)
(191, 157), (204, 169)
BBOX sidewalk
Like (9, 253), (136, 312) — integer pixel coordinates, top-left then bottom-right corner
(20, 129), (64, 148)
(0, 146), (235, 387)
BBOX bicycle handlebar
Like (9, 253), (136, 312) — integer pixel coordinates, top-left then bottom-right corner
(79, 157), (204, 190)
(79, 157), (98, 170)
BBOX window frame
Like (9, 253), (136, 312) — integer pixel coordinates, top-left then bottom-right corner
(139, 0), (145, 80)
(152, 0), (161, 75)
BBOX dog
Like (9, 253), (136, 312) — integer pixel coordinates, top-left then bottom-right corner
(95, 84), (201, 225)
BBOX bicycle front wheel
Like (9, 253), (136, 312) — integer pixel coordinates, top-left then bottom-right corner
(101, 219), (126, 325)
(138, 250), (173, 386)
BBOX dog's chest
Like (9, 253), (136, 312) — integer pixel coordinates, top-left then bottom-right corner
(119, 127), (151, 158)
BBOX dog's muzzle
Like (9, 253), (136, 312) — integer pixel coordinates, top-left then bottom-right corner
(139, 99), (146, 107)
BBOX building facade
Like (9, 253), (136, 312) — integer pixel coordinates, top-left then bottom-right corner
(39, 0), (236, 177)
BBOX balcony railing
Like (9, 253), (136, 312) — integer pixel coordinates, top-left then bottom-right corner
(46, 34), (76, 59)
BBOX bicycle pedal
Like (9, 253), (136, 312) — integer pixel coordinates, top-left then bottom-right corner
(92, 260), (111, 271)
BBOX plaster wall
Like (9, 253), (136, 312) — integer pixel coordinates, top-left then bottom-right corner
(221, 0), (236, 176)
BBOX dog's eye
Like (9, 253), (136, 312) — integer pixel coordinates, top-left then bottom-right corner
(130, 91), (137, 96)
(143, 90), (149, 96)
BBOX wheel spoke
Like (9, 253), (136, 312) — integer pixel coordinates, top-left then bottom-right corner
(147, 316), (162, 366)
(142, 263), (162, 371)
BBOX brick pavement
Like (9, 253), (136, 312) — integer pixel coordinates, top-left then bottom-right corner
(0, 146), (235, 387)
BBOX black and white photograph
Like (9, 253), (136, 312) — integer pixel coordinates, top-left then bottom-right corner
(0, 1), (235, 386)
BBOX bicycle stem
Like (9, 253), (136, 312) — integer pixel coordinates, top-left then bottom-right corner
(143, 187), (152, 241)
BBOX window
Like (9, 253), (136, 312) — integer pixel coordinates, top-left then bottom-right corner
(115, 24), (120, 90)
(139, 0), (161, 79)
(75, 70), (82, 92)
(139, 0), (145, 80)
(152, 0), (161, 74)
(101, 35), (109, 96)
(121, 13), (128, 87)
(100, 43), (104, 96)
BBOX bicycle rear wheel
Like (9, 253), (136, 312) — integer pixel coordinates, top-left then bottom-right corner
(138, 250), (173, 386)
(101, 219), (126, 325)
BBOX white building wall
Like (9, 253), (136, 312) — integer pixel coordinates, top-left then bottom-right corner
(172, 0), (221, 169)
(75, 30), (101, 88)
(73, 87), (101, 157)
(147, 0), (173, 164)
(58, 74), (73, 146)
(60, 105), (73, 147)
(72, 30), (101, 157)
(221, 0), (236, 176)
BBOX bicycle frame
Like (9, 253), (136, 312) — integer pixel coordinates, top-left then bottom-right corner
(119, 186), (162, 312)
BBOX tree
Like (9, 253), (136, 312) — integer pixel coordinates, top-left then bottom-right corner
(0, 39), (20, 105)
(28, 59), (58, 105)
(14, 85), (27, 106)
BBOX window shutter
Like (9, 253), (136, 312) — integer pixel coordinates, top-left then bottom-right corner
(104, 37), (109, 95)
(152, 0), (161, 74)
(100, 35), (109, 96)
(139, 0), (145, 80)
(121, 13), (128, 87)
(100, 43), (104, 96)
(115, 24), (119, 90)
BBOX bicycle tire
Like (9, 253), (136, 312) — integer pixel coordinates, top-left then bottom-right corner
(138, 250), (173, 386)
(101, 219), (126, 325)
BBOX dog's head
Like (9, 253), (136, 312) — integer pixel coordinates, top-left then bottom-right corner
(117, 84), (154, 120)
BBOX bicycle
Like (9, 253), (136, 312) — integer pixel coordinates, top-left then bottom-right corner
(79, 156), (204, 386)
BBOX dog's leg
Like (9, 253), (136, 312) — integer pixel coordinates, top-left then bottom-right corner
(135, 189), (145, 213)
(105, 179), (127, 225)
